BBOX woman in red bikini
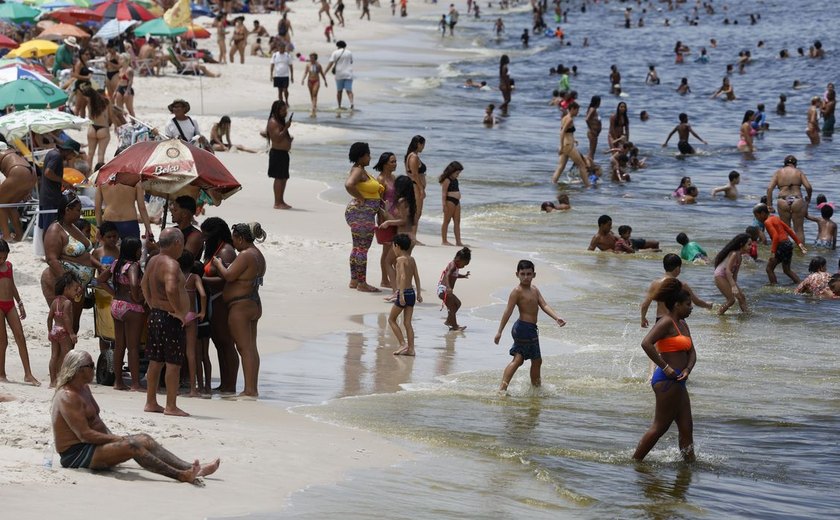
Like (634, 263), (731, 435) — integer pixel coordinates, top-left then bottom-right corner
(0, 239), (39, 386)
(633, 278), (697, 462)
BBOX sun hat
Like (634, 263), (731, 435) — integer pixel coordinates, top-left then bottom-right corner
(63, 36), (80, 49)
(168, 99), (191, 113)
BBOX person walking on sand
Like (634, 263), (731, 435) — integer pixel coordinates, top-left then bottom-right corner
(270, 42), (294, 103)
(324, 41), (354, 110)
(213, 14), (228, 64)
(390, 233), (423, 356)
(266, 100), (293, 209)
(494, 260), (566, 395)
(229, 17), (248, 64)
(141, 228), (191, 417)
(301, 52), (328, 117)
(51, 350), (220, 481)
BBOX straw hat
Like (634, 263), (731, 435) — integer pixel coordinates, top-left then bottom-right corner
(168, 99), (191, 113)
(63, 36), (80, 49)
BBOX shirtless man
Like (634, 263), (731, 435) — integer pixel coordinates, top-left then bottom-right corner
(52, 350), (219, 481)
(142, 228), (191, 417)
(641, 254), (713, 328)
(266, 100), (293, 209)
(137, 38), (162, 76)
(711, 171), (740, 200)
(587, 214), (619, 251)
(94, 182), (154, 240)
(766, 155), (812, 243)
(662, 113), (707, 155)
(0, 144), (37, 240)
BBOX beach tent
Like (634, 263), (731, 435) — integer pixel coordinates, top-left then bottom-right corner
(6, 39), (59, 58)
(134, 17), (186, 38)
(0, 3), (42, 23)
(0, 78), (68, 109)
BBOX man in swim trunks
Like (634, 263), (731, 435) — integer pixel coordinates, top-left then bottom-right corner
(662, 112), (708, 155)
(640, 253), (713, 328)
(52, 350), (219, 482)
(753, 203), (807, 284)
(142, 228), (191, 417)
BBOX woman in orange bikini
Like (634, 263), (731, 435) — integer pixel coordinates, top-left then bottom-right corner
(633, 278), (697, 462)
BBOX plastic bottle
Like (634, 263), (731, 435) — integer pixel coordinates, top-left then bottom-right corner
(42, 441), (53, 469)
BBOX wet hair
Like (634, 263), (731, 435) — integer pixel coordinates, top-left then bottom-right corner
(808, 256), (826, 273)
(99, 221), (118, 236)
(54, 271), (80, 297)
(783, 155), (797, 167)
(639, 110), (648, 120)
(677, 176), (691, 190)
(618, 225), (631, 236)
(651, 277), (690, 310)
(753, 203), (769, 216)
(348, 142), (370, 163)
(372, 152), (395, 173)
(742, 110), (755, 123)
(541, 201), (554, 212)
(821, 205), (834, 219)
(0, 239), (8, 253)
(757, 103), (765, 111)
(745, 226), (760, 241)
(178, 250), (195, 271)
(714, 233), (750, 267)
(57, 191), (81, 222)
(676, 232), (689, 245)
(174, 195), (197, 215)
(404, 135), (426, 163)
(779, 94), (787, 101)
(455, 247), (471, 263)
(588, 95), (600, 109)
(516, 259), (535, 272)
(393, 233), (411, 251)
(439, 161), (463, 184)
(500, 54), (510, 68)
(597, 214), (612, 226)
(680, 77), (688, 85)
(678, 113), (688, 123)
(200, 217), (232, 262)
(232, 222), (266, 243)
(568, 101), (580, 112)
(393, 175), (417, 225)
(614, 102), (629, 129)
(113, 236), (142, 285)
(685, 186), (698, 196)
(729, 170), (740, 181)
(663, 253), (682, 272)
(557, 194), (570, 204)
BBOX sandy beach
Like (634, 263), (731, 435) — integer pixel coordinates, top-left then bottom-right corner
(0, 3), (561, 517)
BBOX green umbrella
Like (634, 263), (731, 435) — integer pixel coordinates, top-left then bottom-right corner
(134, 18), (186, 37)
(0, 3), (42, 24)
(0, 79), (68, 110)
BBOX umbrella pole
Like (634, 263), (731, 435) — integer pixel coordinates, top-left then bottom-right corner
(162, 196), (169, 229)
(199, 73), (204, 115)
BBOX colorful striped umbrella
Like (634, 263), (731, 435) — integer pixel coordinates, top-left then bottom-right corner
(93, 0), (155, 21)
(92, 18), (136, 39)
(0, 64), (55, 86)
(45, 7), (103, 23)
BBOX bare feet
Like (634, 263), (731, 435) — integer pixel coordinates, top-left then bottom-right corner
(164, 406), (190, 417)
(24, 375), (41, 386)
(442, 240), (453, 246)
(114, 383), (130, 391)
(273, 203), (292, 210)
(144, 403), (165, 413)
(179, 460), (202, 483)
(448, 325), (467, 331)
(393, 345), (415, 356)
(380, 281), (392, 288)
(130, 386), (143, 392)
(198, 458), (221, 477)
(185, 390), (201, 398)
(356, 283), (381, 293)
(0, 376), (8, 383)
(349, 281), (358, 289)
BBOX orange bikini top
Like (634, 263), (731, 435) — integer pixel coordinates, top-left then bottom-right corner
(655, 318), (693, 353)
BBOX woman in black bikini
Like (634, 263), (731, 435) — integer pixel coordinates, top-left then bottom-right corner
(81, 85), (110, 172)
(405, 135), (427, 242)
(552, 102), (590, 186)
(439, 161), (464, 246)
(104, 46), (120, 98)
(113, 53), (135, 118)
(212, 222), (266, 399)
(72, 48), (93, 118)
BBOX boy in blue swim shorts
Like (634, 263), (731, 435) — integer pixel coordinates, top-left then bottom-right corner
(494, 260), (566, 394)
(390, 234), (422, 356)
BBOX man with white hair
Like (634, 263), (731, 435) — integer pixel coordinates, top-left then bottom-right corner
(51, 350), (219, 482)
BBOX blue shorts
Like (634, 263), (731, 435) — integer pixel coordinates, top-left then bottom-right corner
(60, 442), (97, 469)
(651, 366), (685, 391)
(336, 78), (353, 92)
(111, 220), (140, 239)
(395, 288), (416, 308)
(509, 320), (541, 360)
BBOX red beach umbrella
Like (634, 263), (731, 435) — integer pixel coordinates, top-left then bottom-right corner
(0, 35), (18, 50)
(46, 7), (104, 24)
(93, 0), (155, 21)
(95, 138), (241, 204)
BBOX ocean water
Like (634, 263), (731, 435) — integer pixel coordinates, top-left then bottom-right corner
(224, 1), (839, 518)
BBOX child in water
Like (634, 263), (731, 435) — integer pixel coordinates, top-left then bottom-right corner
(437, 247), (471, 330)
(48, 273), (82, 387)
(616, 225), (661, 253)
(541, 194), (571, 212)
(713, 233), (751, 315)
(390, 234), (422, 356)
(494, 260), (565, 394)
(676, 232), (708, 263)
(680, 186), (699, 204)
(0, 240), (39, 386)
(711, 171), (740, 200)
(805, 204), (837, 250)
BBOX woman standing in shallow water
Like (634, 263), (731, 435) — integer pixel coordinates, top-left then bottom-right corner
(608, 101), (629, 148)
(405, 135), (427, 242)
(634, 278), (696, 462)
(374, 152), (398, 288)
(585, 95), (601, 160)
(807, 96), (822, 145)
(499, 54), (512, 115)
(766, 155), (812, 243)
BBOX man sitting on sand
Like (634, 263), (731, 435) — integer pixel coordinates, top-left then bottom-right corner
(51, 350), (219, 483)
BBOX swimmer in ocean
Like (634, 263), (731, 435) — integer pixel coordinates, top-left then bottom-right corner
(662, 113), (707, 155)
(711, 171), (740, 200)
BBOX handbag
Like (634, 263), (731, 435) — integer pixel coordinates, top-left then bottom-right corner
(332, 49), (345, 75)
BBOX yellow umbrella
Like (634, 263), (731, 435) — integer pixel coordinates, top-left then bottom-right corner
(6, 39), (59, 58)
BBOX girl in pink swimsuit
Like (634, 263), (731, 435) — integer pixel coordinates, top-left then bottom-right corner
(0, 239), (39, 386)
(48, 273), (82, 387)
(110, 237), (146, 391)
(713, 233), (751, 315)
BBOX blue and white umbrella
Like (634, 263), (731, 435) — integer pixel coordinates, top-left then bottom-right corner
(93, 18), (137, 40)
(0, 64), (55, 86)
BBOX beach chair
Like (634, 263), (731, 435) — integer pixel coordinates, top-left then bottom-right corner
(167, 47), (201, 75)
